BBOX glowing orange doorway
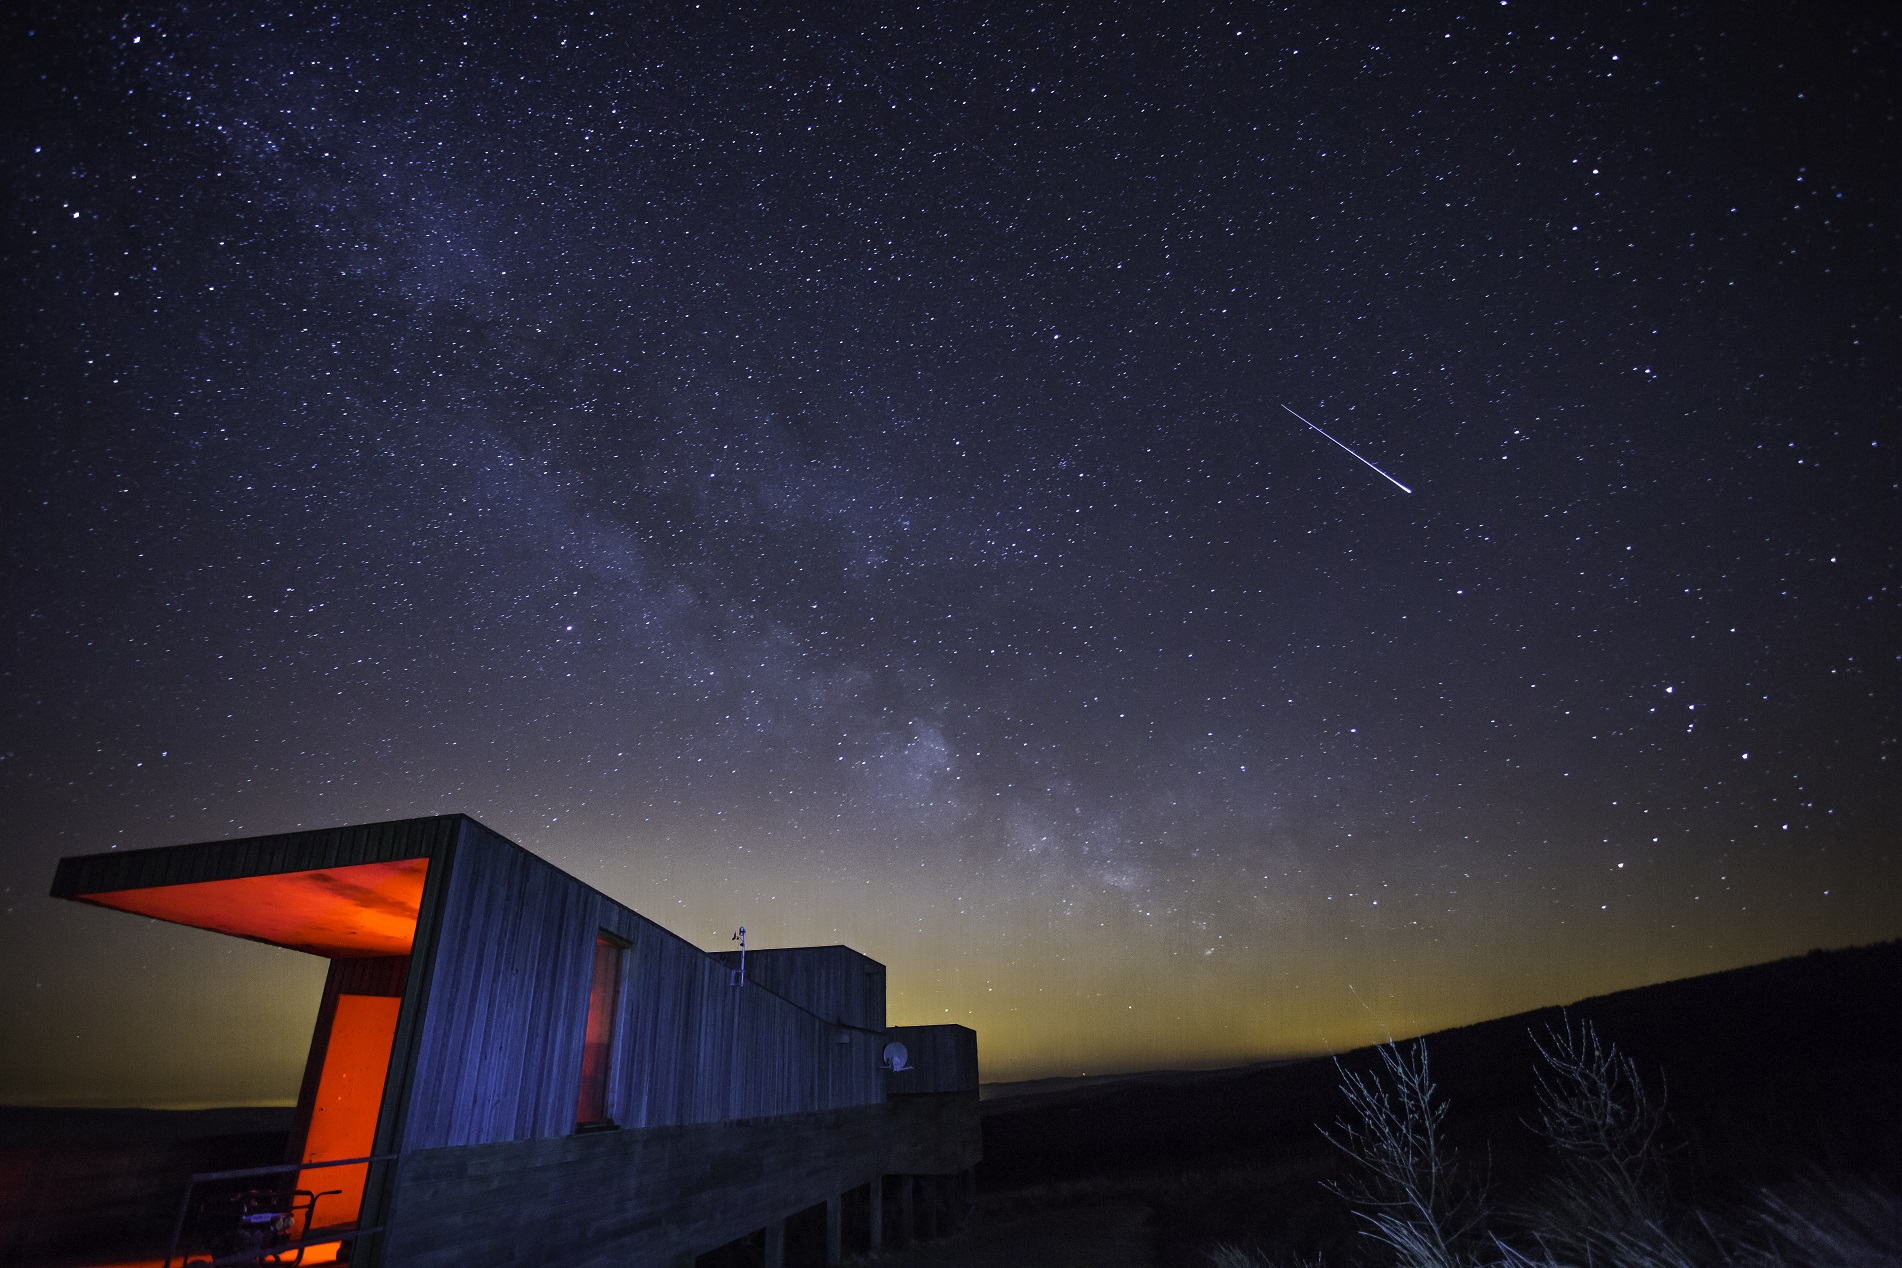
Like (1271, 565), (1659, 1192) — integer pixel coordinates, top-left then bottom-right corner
(297, 993), (400, 1228)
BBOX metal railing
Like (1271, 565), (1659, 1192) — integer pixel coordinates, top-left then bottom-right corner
(162, 1153), (400, 1268)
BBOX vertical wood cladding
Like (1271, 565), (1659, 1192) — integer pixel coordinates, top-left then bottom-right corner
(884, 1026), (979, 1095)
(710, 946), (887, 1031)
(49, 816), (451, 898)
(382, 1096), (981, 1268)
(397, 821), (883, 1151)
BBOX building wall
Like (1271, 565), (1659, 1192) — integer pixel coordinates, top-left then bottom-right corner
(710, 946), (887, 1031)
(49, 816), (451, 898)
(885, 1025), (980, 1096)
(398, 821), (884, 1151)
(381, 1095), (980, 1268)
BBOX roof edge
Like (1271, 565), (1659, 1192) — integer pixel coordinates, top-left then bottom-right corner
(49, 814), (475, 899)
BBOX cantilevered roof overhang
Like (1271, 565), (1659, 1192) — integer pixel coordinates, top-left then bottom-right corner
(49, 815), (459, 958)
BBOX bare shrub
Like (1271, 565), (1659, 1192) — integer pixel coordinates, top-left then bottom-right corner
(1513, 1015), (1696, 1266)
(1274, 1019), (1893, 1268)
(1529, 1015), (1668, 1219)
(1321, 1041), (1487, 1268)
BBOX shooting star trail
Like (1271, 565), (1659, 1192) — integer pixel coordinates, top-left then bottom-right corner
(1282, 404), (1413, 494)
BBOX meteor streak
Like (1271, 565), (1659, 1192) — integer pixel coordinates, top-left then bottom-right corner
(1282, 404), (1413, 494)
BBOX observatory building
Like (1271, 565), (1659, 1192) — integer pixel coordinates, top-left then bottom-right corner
(48, 814), (979, 1267)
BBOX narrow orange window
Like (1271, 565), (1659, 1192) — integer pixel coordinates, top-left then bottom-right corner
(576, 933), (624, 1126)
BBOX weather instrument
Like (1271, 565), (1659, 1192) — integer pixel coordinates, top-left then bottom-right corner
(1282, 404), (1413, 494)
(728, 925), (747, 986)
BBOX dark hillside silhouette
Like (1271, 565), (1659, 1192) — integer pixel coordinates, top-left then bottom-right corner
(980, 941), (1902, 1194)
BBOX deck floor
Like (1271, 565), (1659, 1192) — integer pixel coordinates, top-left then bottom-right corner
(62, 1243), (342, 1268)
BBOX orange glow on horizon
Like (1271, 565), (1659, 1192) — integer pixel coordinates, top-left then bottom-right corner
(77, 858), (429, 957)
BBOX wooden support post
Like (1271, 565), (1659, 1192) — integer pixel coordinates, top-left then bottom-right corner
(868, 1175), (884, 1253)
(898, 1174), (914, 1247)
(923, 1174), (939, 1240)
(764, 1217), (786, 1268)
(826, 1192), (843, 1266)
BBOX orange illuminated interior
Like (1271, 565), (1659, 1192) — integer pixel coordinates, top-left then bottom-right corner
(77, 1256), (341, 1268)
(576, 934), (623, 1125)
(75, 857), (429, 957)
(298, 993), (401, 1230)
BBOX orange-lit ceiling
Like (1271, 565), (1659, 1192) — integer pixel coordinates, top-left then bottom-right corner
(76, 857), (429, 957)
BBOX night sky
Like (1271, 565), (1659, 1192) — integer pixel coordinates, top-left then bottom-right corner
(3, 2), (1897, 1109)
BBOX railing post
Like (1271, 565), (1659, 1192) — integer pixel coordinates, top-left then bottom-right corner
(162, 1175), (197, 1268)
(160, 1152), (399, 1268)
(826, 1191), (843, 1266)
(868, 1173), (884, 1253)
(764, 1215), (786, 1268)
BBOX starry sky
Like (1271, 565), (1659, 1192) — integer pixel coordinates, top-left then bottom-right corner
(3, 1), (1897, 1108)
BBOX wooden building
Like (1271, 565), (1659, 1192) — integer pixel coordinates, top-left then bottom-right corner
(49, 814), (980, 1267)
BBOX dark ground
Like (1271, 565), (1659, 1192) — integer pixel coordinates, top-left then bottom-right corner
(974, 941), (1902, 1267)
(0, 1106), (292, 1265)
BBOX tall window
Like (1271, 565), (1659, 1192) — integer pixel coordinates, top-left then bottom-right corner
(576, 933), (624, 1126)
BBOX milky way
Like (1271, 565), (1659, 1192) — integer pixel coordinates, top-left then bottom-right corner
(3, 2), (1896, 1106)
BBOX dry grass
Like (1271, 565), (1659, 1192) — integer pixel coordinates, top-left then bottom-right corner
(1198, 1021), (1899, 1268)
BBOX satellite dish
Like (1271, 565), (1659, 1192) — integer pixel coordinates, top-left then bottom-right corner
(882, 1041), (911, 1072)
